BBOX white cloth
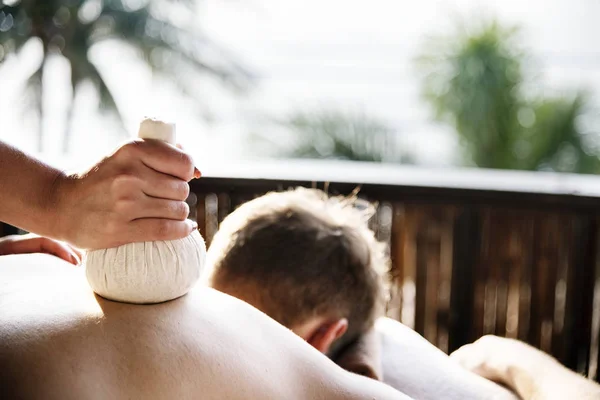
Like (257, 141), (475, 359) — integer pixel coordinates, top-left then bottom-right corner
(85, 230), (205, 304)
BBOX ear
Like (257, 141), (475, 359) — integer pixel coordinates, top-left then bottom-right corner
(307, 318), (348, 354)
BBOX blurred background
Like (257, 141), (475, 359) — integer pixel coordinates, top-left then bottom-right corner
(1, 0), (599, 172)
(2, 0), (600, 383)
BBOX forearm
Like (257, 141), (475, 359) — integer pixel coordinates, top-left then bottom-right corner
(508, 356), (600, 400)
(0, 142), (65, 239)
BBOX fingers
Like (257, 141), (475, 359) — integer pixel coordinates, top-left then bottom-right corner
(59, 242), (84, 264)
(38, 238), (82, 265)
(132, 198), (190, 221)
(139, 168), (190, 201)
(3, 235), (83, 265)
(124, 218), (198, 244)
(119, 140), (196, 181)
(113, 144), (195, 202)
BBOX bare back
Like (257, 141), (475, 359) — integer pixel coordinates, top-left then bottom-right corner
(0, 255), (409, 400)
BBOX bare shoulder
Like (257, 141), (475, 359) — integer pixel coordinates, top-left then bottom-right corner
(0, 255), (409, 400)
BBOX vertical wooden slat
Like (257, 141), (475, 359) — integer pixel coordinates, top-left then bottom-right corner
(231, 195), (251, 211)
(448, 207), (479, 353)
(376, 202), (393, 247)
(494, 211), (512, 338)
(591, 226), (600, 382)
(517, 217), (535, 342)
(484, 211), (502, 336)
(528, 214), (542, 347)
(386, 203), (405, 321)
(551, 215), (573, 364)
(204, 193), (219, 247)
(473, 208), (492, 340)
(414, 208), (428, 337)
(529, 214), (559, 352)
(217, 193), (231, 224)
(564, 217), (597, 374)
(437, 207), (455, 353)
(400, 205), (418, 330)
(422, 220), (441, 345)
(505, 213), (529, 339)
(186, 192), (198, 222)
(196, 194), (207, 244)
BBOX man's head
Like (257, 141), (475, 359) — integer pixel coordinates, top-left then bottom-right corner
(205, 187), (389, 357)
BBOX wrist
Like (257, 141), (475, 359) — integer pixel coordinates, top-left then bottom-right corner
(42, 170), (74, 243)
(506, 364), (536, 399)
(505, 350), (556, 399)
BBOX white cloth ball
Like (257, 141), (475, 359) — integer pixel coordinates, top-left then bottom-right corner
(85, 230), (206, 304)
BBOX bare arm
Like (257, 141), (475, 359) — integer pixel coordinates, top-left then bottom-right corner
(337, 372), (414, 400)
(451, 335), (600, 400)
(374, 318), (517, 400)
(0, 140), (199, 249)
(0, 142), (65, 240)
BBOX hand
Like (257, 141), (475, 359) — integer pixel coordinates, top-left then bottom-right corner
(0, 234), (83, 265)
(50, 139), (201, 250)
(450, 335), (549, 386)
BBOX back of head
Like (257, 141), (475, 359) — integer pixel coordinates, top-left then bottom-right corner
(206, 187), (389, 355)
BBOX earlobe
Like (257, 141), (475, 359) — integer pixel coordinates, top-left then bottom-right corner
(308, 318), (349, 354)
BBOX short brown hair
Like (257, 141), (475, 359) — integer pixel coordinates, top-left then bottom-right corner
(206, 187), (389, 354)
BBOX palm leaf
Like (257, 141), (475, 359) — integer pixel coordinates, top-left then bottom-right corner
(417, 18), (600, 174)
(1, 0), (251, 153)
(263, 110), (411, 163)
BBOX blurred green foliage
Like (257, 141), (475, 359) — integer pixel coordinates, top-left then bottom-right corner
(0, 0), (249, 152)
(262, 109), (413, 163)
(417, 20), (599, 174)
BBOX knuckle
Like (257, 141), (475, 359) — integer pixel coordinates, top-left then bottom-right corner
(178, 201), (190, 219)
(155, 219), (173, 238)
(179, 152), (194, 168)
(477, 335), (496, 346)
(116, 141), (141, 159)
(167, 201), (189, 220)
(177, 181), (190, 200)
(114, 198), (135, 216)
(111, 173), (141, 199)
(105, 219), (121, 236)
(178, 152), (195, 180)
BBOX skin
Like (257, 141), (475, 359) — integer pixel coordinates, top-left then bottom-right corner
(210, 274), (516, 399)
(0, 234), (83, 265)
(217, 292), (518, 400)
(373, 318), (518, 400)
(0, 254), (412, 400)
(451, 335), (600, 400)
(0, 140), (200, 250)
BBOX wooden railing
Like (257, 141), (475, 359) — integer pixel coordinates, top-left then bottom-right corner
(189, 160), (600, 382)
(2, 159), (599, 381)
